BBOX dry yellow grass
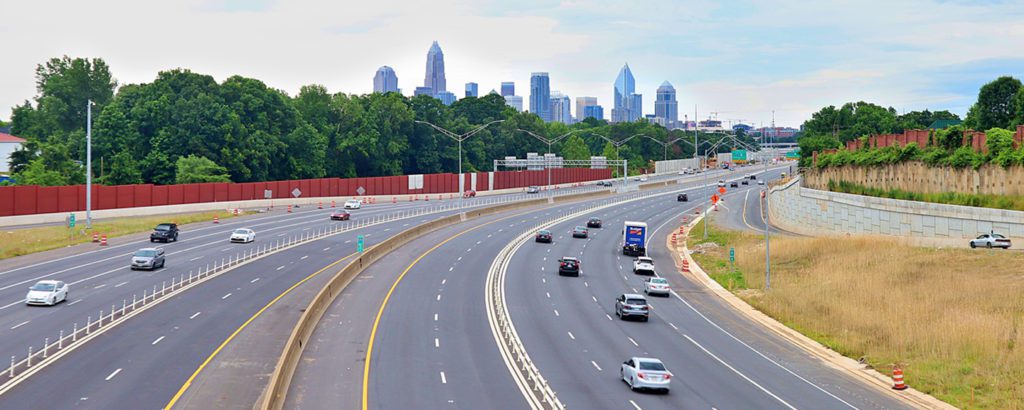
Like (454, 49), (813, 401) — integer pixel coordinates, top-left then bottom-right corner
(690, 218), (1024, 409)
(0, 210), (240, 260)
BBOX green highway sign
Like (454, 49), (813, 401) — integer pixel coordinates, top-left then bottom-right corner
(731, 149), (747, 162)
(69, 213), (76, 228)
(729, 247), (735, 262)
(357, 235), (364, 252)
(785, 150), (799, 159)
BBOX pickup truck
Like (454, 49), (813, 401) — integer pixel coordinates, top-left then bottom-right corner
(633, 256), (655, 275)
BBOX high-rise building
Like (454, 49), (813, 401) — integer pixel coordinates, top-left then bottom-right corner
(576, 97), (597, 122)
(504, 95), (523, 112)
(583, 105), (604, 121)
(465, 82), (478, 98)
(373, 66), (399, 93)
(424, 41), (446, 93)
(414, 86), (434, 97)
(654, 81), (678, 129)
(436, 91), (457, 106)
(550, 92), (572, 124)
(530, 72), (551, 122)
(629, 93), (643, 122)
(612, 63), (637, 123)
(501, 82), (515, 97)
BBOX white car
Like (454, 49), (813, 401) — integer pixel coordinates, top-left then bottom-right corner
(644, 277), (671, 296)
(344, 199), (362, 209)
(757, 180), (765, 185)
(717, 180), (726, 187)
(26, 280), (69, 306)
(230, 228), (256, 243)
(639, 176), (648, 182)
(621, 357), (673, 392)
(970, 233), (1011, 249)
(633, 256), (655, 275)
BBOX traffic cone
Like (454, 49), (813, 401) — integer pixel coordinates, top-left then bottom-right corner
(287, 205), (293, 213)
(892, 368), (908, 390)
(233, 208), (239, 216)
(213, 215), (219, 224)
(331, 200), (336, 208)
(100, 234), (108, 246)
(672, 233), (677, 244)
(681, 259), (690, 272)
(318, 201), (323, 209)
(92, 233), (99, 243)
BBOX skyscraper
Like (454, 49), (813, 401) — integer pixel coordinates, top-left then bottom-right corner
(655, 81), (678, 128)
(414, 86), (434, 97)
(465, 82), (478, 98)
(530, 73), (551, 122)
(373, 66), (399, 93)
(576, 97), (597, 122)
(550, 92), (572, 124)
(611, 63), (643, 122)
(583, 105), (604, 121)
(424, 41), (446, 93)
(629, 93), (643, 122)
(436, 91), (457, 106)
(504, 95), (523, 112)
(501, 82), (515, 97)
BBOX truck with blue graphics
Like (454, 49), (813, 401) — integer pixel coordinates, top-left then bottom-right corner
(622, 221), (648, 256)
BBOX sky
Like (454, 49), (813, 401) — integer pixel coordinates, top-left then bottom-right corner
(1, 0), (1023, 128)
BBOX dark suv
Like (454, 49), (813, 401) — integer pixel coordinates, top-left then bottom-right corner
(587, 217), (602, 228)
(558, 257), (581, 276)
(150, 223), (179, 243)
(677, 193), (688, 202)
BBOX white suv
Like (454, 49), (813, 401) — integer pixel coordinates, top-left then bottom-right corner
(632, 257), (654, 275)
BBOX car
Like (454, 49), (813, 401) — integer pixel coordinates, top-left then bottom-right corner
(343, 199), (362, 209)
(526, 186), (541, 194)
(598, 180), (613, 187)
(587, 217), (602, 228)
(729, 181), (738, 188)
(330, 210), (351, 221)
(615, 293), (649, 321)
(741, 180), (749, 185)
(230, 228), (256, 243)
(757, 180), (765, 185)
(644, 277), (671, 296)
(130, 247), (165, 270)
(558, 257), (581, 276)
(535, 229), (553, 243)
(150, 223), (179, 243)
(750, 174), (757, 180)
(633, 256), (655, 275)
(970, 233), (1011, 249)
(622, 357), (672, 393)
(677, 193), (688, 202)
(639, 176), (649, 182)
(678, 170), (686, 175)
(717, 180), (726, 187)
(632, 176), (642, 181)
(25, 280), (69, 306)
(463, 190), (476, 198)
(572, 226), (589, 238)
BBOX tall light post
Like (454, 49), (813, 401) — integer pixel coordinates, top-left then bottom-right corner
(641, 135), (691, 162)
(86, 100), (94, 229)
(590, 133), (642, 185)
(517, 129), (581, 193)
(415, 119), (505, 208)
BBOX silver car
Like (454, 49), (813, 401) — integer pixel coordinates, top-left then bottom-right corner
(26, 280), (69, 306)
(615, 293), (649, 321)
(969, 233), (1011, 249)
(526, 186), (540, 194)
(621, 357), (672, 392)
(644, 277), (671, 296)
(131, 248), (165, 270)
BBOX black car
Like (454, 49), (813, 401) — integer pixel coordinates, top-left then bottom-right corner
(599, 180), (613, 187)
(587, 217), (602, 228)
(535, 230), (553, 243)
(150, 223), (179, 243)
(558, 257), (581, 276)
(677, 193), (688, 202)
(572, 226), (589, 238)
(749, 175), (757, 180)
(729, 181), (738, 188)
(741, 180), (749, 185)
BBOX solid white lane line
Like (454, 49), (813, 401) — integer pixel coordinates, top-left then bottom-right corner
(567, 331), (575, 340)
(251, 278), (260, 283)
(276, 266), (285, 270)
(683, 334), (796, 410)
(629, 400), (642, 410)
(669, 322), (679, 330)
(591, 361), (602, 371)
(440, 371), (447, 384)
(114, 282), (128, 288)
(10, 320), (30, 330)
(105, 368), (122, 381)
(152, 336), (165, 345)
(628, 337), (639, 347)
(300, 255), (309, 260)
(222, 293), (232, 300)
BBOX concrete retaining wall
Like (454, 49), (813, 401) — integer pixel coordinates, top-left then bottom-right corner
(655, 158), (699, 174)
(768, 176), (1024, 245)
(804, 162), (1024, 196)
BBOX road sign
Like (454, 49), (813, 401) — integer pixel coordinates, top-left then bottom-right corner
(291, 188), (302, 198)
(68, 213), (76, 228)
(356, 186), (366, 196)
(357, 235), (364, 252)
(711, 194), (719, 203)
(731, 149), (747, 162)
(264, 190), (273, 199)
(729, 247), (735, 262)
(718, 187), (726, 194)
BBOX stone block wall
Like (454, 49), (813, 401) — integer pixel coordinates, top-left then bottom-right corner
(804, 162), (1024, 196)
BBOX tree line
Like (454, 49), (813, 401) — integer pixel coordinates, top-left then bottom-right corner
(4, 56), (752, 186)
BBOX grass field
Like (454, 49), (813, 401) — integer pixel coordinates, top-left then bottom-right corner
(688, 217), (1024, 409)
(0, 210), (239, 260)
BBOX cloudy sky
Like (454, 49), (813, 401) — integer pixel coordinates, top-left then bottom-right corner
(1, 0), (1023, 127)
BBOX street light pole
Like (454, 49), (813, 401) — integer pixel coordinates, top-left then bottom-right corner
(590, 133), (642, 185)
(415, 119), (505, 209)
(517, 129), (581, 195)
(86, 100), (93, 229)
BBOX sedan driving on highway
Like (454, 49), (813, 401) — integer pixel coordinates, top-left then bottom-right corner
(330, 210), (351, 221)
(717, 180), (725, 187)
(463, 190), (476, 198)
(644, 277), (671, 296)
(615, 293), (650, 321)
(230, 228), (256, 243)
(131, 248), (165, 270)
(558, 257), (581, 276)
(535, 230), (553, 243)
(621, 357), (672, 392)
(587, 217), (602, 228)
(757, 180), (765, 185)
(26, 280), (69, 306)
(677, 193), (688, 202)
(730, 181), (738, 188)
(970, 233), (1011, 249)
(343, 199), (362, 209)
(526, 186), (540, 194)
(572, 226), (589, 238)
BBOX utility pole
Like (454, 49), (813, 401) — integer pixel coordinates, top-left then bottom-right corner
(86, 100), (93, 229)
(765, 187), (771, 289)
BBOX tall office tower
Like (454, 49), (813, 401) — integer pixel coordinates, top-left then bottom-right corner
(465, 82), (478, 98)
(655, 81), (678, 128)
(611, 63), (636, 122)
(629, 93), (643, 122)
(576, 97), (597, 122)
(501, 82), (515, 97)
(504, 95), (523, 112)
(550, 92), (572, 124)
(436, 91), (457, 106)
(424, 41), (447, 93)
(530, 72), (551, 122)
(583, 105), (604, 121)
(373, 66), (399, 93)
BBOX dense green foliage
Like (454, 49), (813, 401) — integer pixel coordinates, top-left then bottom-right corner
(6, 56), (753, 186)
(827, 180), (1024, 212)
(813, 126), (1024, 170)
(175, 154), (232, 183)
(800, 102), (961, 144)
(964, 76), (1022, 131)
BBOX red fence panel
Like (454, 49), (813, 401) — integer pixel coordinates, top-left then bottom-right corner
(58, 186), (78, 212)
(213, 183), (228, 202)
(116, 185), (135, 208)
(167, 184), (183, 205)
(229, 184), (243, 201)
(182, 184), (200, 204)
(152, 186), (169, 206)
(134, 185), (152, 207)
(36, 186), (59, 214)
(13, 186), (38, 215)
(97, 186), (117, 210)
(299, 180), (311, 199)
(0, 186), (14, 217)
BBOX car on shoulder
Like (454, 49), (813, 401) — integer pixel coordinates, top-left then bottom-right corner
(677, 193), (688, 202)
(343, 199), (362, 209)
(535, 229), (553, 243)
(330, 210), (351, 221)
(644, 277), (671, 296)
(729, 181), (738, 188)
(633, 256), (655, 275)
(150, 223), (179, 243)
(622, 357), (672, 392)
(558, 257), (581, 276)
(970, 233), (1011, 249)
(614, 293), (649, 321)
(717, 180), (726, 187)
(463, 190), (476, 198)
(131, 248), (165, 270)
(587, 217), (602, 228)
(26, 280), (69, 306)
(526, 186), (541, 194)
(572, 226), (589, 238)
(230, 228), (256, 243)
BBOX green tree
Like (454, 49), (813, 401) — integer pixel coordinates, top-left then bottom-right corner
(1014, 88), (1024, 127)
(284, 123), (328, 178)
(965, 76), (1022, 130)
(99, 151), (143, 185)
(12, 158), (68, 186)
(797, 134), (841, 167)
(175, 155), (231, 183)
(561, 135), (591, 160)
